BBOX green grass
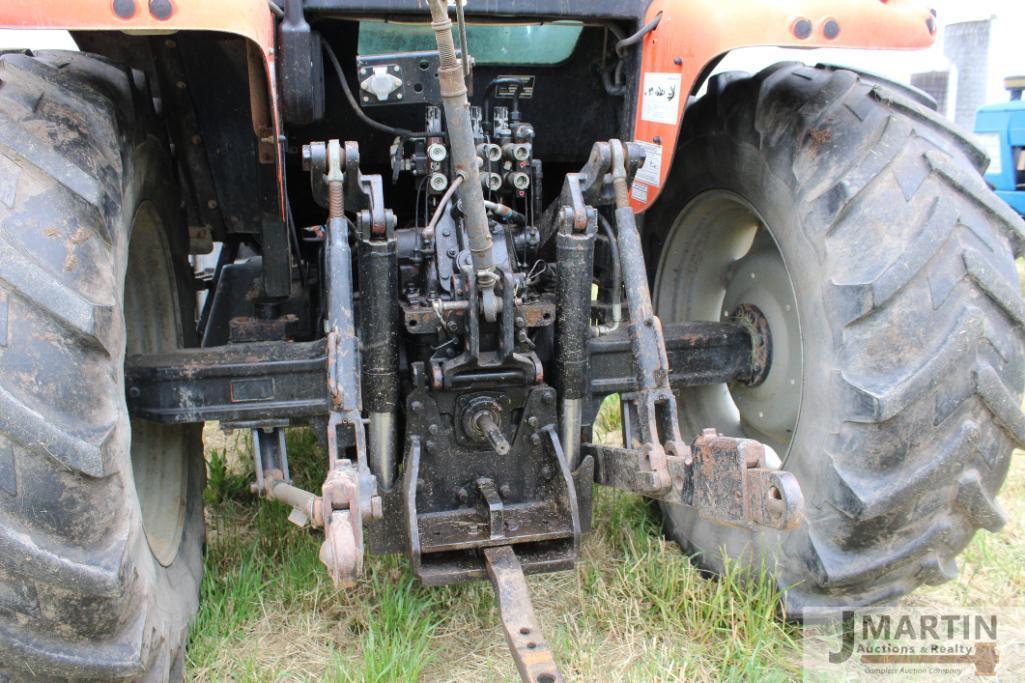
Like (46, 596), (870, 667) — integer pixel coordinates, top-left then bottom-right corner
(188, 399), (1025, 681)
(187, 401), (805, 681)
(184, 263), (1025, 680)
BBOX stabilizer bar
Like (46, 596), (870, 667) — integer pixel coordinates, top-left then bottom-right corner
(125, 321), (760, 425)
(125, 338), (329, 424)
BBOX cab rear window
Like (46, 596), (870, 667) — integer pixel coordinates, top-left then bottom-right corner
(358, 21), (582, 65)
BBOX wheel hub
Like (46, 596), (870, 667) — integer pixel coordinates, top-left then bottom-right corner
(729, 303), (771, 387)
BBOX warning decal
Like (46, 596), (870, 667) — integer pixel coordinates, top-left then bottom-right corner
(633, 140), (663, 188)
(640, 72), (682, 125)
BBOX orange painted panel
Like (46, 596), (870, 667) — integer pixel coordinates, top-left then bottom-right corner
(630, 0), (937, 211)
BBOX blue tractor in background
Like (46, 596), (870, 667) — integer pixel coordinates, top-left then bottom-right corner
(975, 76), (1025, 217)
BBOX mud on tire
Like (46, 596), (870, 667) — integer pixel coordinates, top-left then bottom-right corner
(0, 51), (203, 679)
(648, 63), (1025, 613)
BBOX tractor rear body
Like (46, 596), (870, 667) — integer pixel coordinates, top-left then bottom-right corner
(1, 2), (1022, 681)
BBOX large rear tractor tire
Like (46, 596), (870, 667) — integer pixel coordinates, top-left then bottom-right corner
(648, 63), (1025, 613)
(0, 51), (203, 679)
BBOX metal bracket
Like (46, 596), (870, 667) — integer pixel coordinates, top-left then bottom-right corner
(588, 429), (804, 531)
(319, 458), (365, 587)
(303, 141), (397, 239)
(690, 429), (803, 530)
(402, 385), (581, 586)
(484, 545), (564, 683)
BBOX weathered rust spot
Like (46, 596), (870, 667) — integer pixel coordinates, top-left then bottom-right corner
(809, 127), (833, 147)
(69, 227), (91, 245)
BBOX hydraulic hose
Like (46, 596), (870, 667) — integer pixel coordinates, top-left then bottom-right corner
(423, 174), (464, 241)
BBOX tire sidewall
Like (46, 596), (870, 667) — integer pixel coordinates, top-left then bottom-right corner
(122, 133), (205, 672)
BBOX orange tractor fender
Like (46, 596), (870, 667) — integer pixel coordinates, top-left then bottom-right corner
(0, 0), (283, 209)
(630, 0), (938, 211)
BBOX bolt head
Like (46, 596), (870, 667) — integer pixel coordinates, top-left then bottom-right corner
(411, 400), (423, 413)
(792, 18), (812, 39)
(530, 433), (541, 446)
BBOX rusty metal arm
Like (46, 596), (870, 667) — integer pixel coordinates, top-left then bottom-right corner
(586, 430), (804, 530)
(484, 545), (564, 683)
